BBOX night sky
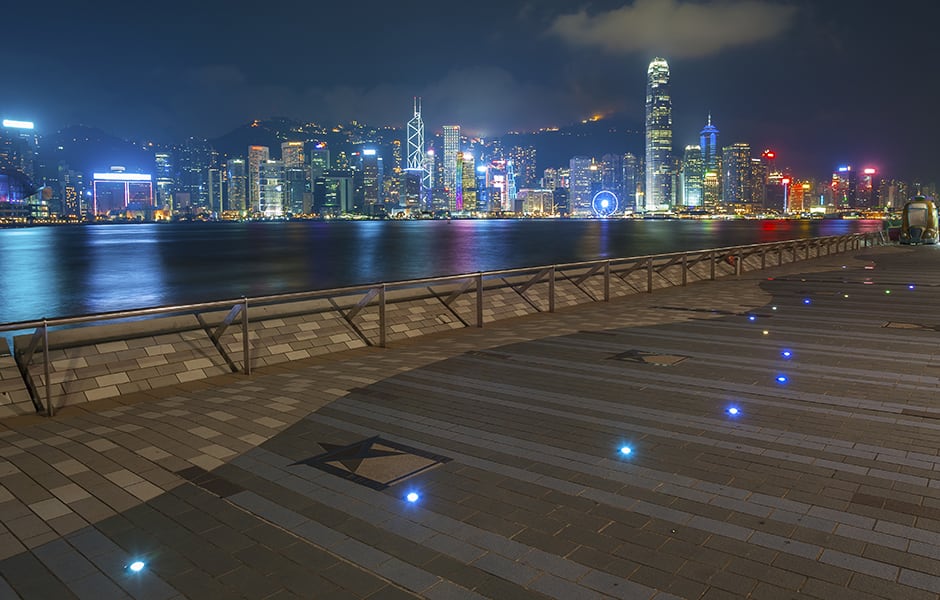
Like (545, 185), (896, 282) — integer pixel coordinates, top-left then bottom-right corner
(3, 0), (938, 180)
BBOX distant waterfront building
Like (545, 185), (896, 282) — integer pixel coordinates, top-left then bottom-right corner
(680, 145), (704, 207)
(406, 98), (428, 202)
(361, 149), (380, 213)
(154, 151), (174, 210)
(623, 153), (639, 212)
(226, 159), (247, 212)
(569, 156), (598, 216)
(177, 137), (215, 212)
(92, 170), (153, 216)
(284, 164), (306, 215)
(509, 145), (537, 188)
(248, 145), (270, 212)
(831, 166), (858, 208)
(700, 115), (721, 209)
(258, 159), (285, 217)
(518, 189), (555, 215)
(600, 154), (624, 212)
(645, 57), (673, 211)
(722, 143), (753, 209)
(309, 143), (330, 180)
(281, 141), (304, 168)
(460, 152), (477, 212)
(208, 167), (224, 215)
(0, 119), (37, 184)
(443, 125), (460, 209)
(700, 115), (720, 174)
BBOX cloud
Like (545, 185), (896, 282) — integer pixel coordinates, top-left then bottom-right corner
(549, 0), (798, 58)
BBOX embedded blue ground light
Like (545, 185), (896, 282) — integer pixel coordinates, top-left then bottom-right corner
(782, 350), (793, 359)
(727, 406), (740, 416)
(406, 492), (420, 503)
(776, 375), (789, 384)
(126, 561), (145, 573)
(619, 446), (632, 456)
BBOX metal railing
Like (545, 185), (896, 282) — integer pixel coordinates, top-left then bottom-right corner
(0, 231), (885, 416)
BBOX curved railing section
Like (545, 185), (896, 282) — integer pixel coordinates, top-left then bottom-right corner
(0, 231), (887, 417)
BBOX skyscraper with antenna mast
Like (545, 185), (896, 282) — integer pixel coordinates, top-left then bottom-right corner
(645, 57), (673, 211)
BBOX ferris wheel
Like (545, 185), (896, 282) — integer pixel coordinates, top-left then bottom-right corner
(592, 190), (619, 217)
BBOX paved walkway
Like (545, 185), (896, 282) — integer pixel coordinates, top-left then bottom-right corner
(2, 244), (940, 599)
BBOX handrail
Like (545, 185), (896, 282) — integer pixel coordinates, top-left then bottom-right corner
(0, 232), (876, 333)
(0, 231), (883, 417)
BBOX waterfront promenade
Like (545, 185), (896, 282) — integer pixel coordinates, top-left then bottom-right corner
(2, 243), (940, 599)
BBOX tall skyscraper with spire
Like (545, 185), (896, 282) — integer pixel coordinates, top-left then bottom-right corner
(645, 57), (673, 211)
(700, 115), (721, 209)
(406, 98), (427, 203)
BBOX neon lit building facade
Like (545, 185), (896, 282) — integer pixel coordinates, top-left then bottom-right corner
(645, 58), (673, 211)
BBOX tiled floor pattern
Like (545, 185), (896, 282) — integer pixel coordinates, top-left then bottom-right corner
(3, 245), (940, 598)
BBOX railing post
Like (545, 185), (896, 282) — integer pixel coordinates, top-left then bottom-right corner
(604, 261), (610, 302)
(242, 297), (251, 375)
(476, 273), (484, 327)
(379, 284), (387, 348)
(735, 251), (742, 277)
(681, 254), (687, 286)
(549, 266), (555, 313)
(43, 319), (52, 417)
(710, 252), (716, 280)
(760, 248), (766, 270)
(647, 257), (654, 293)
(791, 242), (797, 263)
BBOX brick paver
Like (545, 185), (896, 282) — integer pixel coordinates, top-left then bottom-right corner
(2, 244), (939, 599)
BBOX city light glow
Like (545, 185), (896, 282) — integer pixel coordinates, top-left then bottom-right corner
(2, 119), (34, 129)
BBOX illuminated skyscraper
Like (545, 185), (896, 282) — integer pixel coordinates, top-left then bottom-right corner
(406, 98), (428, 202)
(459, 152), (476, 212)
(226, 158), (247, 212)
(281, 141), (304, 168)
(699, 115), (719, 174)
(722, 143), (753, 209)
(362, 149), (380, 212)
(680, 145), (704, 207)
(258, 159), (284, 217)
(623, 153), (639, 212)
(645, 57), (673, 211)
(443, 125), (460, 208)
(248, 145), (270, 212)
(154, 151), (174, 209)
(569, 156), (598, 215)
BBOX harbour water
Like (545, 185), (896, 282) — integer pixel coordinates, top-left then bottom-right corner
(0, 219), (883, 324)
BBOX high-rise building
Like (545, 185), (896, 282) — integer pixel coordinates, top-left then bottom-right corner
(623, 153), (639, 212)
(154, 151), (175, 209)
(309, 143), (330, 180)
(700, 115), (720, 174)
(281, 141), (304, 168)
(362, 149), (381, 212)
(601, 154), (624, 209)
(831, 166), (857, 207)
(459, 152), (477, 212)
(509, 146), (537, 188)
(406, 98), (428, 202)
(443, 125), (460, 207)
(645, 57), (673, 211)
(248, 145), (270, 212)
(226, 159), (247, 212)
(258, 159), (285, 217)
(722, 143), (753, 209)
(569, 156), (598, 215)
(681, 145), (704, 207)
(177, 138), (214, 212)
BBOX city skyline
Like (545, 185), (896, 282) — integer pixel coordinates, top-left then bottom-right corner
(2, 1), (939, 181)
